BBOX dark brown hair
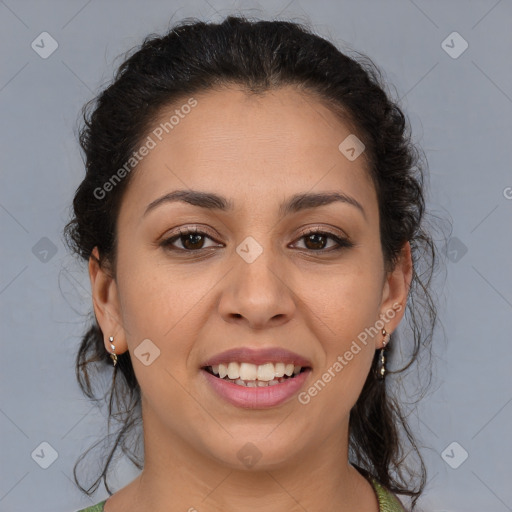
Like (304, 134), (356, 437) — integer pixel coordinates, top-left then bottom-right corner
(64, 14), (438, 509)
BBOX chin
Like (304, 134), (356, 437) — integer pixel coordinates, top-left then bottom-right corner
(199, 431), (310, 472)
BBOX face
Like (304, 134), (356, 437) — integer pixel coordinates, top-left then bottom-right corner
(90, 85), (411, 471)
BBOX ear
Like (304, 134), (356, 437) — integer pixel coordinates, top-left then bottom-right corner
(376, 241), (413, 348)
(88, 246), (128, 355)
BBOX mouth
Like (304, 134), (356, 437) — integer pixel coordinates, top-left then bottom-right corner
(200, 347), (313, 408)
(203, 362), (309, 387)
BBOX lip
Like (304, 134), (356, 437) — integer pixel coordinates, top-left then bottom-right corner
(201, 367), (312, 409)
(201, 347), (313, 368)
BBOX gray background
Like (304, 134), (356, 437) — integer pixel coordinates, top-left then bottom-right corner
(1, 0), (511, 511)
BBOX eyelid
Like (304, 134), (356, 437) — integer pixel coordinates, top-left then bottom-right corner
(291, 226), (354, 252)
(160, 223), (353, 253)
(161, 224), (349, 243)
(162, 224), (221, 242)
(295, 224), (350, 240)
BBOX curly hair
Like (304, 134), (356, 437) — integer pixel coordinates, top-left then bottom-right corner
(64, 14), (438, 509)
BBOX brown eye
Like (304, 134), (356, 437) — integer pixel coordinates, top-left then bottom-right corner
(180, 232), (206, 250)
(303, 232), (329, 250)
(294, 229), (354, 252)
(161, 228), (220, 252)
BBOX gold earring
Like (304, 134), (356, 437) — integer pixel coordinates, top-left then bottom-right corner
(382, 328), (391, 347)
(378, 329), (391, 379)
(109, 336), (118, 367)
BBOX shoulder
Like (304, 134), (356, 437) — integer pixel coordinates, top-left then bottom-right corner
(370, 478), (408, 512)
(74, 501), (106, 512)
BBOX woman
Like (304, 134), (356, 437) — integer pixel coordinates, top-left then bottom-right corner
(66, 14), (437, 512)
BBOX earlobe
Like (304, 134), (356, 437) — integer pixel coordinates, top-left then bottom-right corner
(88, 247), (128, 355)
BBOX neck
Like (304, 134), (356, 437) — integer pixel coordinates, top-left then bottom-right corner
(108, 407), (379, 512)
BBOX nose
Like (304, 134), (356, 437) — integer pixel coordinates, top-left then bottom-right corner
(217, 243), (296, 330)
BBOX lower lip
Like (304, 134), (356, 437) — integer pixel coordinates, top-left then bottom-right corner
(202, 369), (311, 409)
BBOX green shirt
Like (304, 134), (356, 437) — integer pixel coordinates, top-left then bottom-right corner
(75, 476), (406, 511)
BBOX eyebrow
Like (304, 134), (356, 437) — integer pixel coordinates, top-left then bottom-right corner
(143, 189), (366, 220)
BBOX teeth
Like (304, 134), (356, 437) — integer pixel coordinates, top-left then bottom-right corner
(257, 363), (275, 381)
(239, 362), (258, 380)
(284, 363), (294, 377)
(242, 378), (282, 387)
(208, 361), (304, 384)
(227, 362), (239, 380)
(274, 362), (285, 377)
(218, 363), (228, 379)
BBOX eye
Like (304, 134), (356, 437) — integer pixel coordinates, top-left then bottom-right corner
(160, 226), (353, 254)
(161, 227), (222, 252)
(292, 228), (354, 252)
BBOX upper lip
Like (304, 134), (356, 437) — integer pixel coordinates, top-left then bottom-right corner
(201, 347), (312, 368)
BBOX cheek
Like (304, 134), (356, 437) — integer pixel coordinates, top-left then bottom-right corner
(116, 245), (211, 340)
(304, 259), (384, 342)
(115, 250), (224, 403)
(297, 261), (382, 407)
(114, 255), (207, 429)
(298, 286), (379, 428)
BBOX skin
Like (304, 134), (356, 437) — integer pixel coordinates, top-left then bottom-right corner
(89, 85), (412, 512)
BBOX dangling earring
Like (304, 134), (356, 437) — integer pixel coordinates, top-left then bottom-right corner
(378, 329), (391, 380)
(109, 336), (118, 367)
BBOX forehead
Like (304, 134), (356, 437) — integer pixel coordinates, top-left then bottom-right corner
(119, 85), (377, 220)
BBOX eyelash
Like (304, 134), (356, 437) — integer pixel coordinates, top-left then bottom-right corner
(160, 226), (354, 254)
